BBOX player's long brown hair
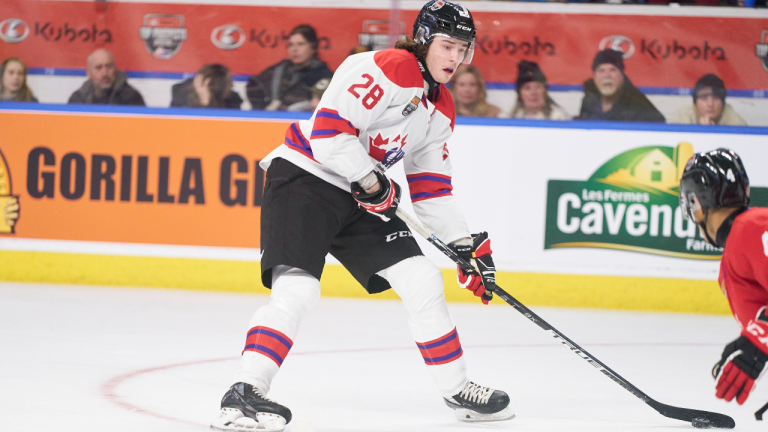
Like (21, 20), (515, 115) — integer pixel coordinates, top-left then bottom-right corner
(0, 57), (35, 102)
(394, 38), (429, 59)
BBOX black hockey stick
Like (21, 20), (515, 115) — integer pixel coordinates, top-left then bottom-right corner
(394, 207), (735, 429)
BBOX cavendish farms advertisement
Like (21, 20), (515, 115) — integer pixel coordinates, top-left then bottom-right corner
(545, 142), (768, 260)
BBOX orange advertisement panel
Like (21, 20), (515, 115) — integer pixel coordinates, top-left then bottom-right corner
(2, 1), (767, 90)
(0, 110), (293, 248)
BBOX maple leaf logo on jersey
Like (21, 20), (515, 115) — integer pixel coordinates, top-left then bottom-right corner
(368, 133), (408, 168)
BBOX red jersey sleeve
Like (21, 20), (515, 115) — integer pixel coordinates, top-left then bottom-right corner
(720, 208), (768, 353)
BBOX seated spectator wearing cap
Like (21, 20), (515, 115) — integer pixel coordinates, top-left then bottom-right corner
(668, 74), (746, 126)
(171, 64), (243, 109)
(1, 57), (37, 102)
(246, 24), (333, 111)
(504, 61), (569, 120)
(578, 49), (664, 123)
(68, 49), (145, 106)
(449, 65), (501, 117)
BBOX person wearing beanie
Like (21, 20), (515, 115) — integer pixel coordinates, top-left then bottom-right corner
(668, 74), (747, 126)
(246, 24), (334, 111)
(504, 60), (569, 120)
(577, 49), (664, 123)
(449, 65), (501, 117)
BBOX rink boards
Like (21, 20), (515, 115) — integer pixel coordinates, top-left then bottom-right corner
(1, 103), (767, 314)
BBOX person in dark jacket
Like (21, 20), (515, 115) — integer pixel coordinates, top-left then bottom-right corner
(68, 49), (145, 106)
(246, 24), (333, 111)
(578, 49), (664, 123)
(170, 64), (243, 109)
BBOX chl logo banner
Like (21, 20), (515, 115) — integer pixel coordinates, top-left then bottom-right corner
(0, 147), (20, 234)
(544, 142), (768, 260)
(139, 14), (188, 59)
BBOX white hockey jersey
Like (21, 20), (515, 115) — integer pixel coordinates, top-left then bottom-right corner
(260, 48), (469, 244)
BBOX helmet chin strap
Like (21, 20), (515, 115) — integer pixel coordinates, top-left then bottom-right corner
(414, 55), (439, 100)
(698, 208), (718, 247)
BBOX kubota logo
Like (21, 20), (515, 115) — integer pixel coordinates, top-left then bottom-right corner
(599, 35), (636, 59)
(0, 18), (30, 43)
(211, 24), (245, 50)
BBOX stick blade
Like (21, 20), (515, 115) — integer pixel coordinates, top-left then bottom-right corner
(647, 399), (735, 429)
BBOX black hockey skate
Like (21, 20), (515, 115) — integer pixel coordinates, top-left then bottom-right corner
(210, 382), (292, 432)
(443, 381), (515, 422)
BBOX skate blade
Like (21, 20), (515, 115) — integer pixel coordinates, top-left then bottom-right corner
(210, 408), (287, 432)
(454, 405), (515, 422)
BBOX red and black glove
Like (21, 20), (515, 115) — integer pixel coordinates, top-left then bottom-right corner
(450, 232), (495, 305)
(351, 170), (401, 222)
(713, 334), (768, 405)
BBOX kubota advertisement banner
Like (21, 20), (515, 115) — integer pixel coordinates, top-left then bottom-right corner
(1, 1), (768, 91)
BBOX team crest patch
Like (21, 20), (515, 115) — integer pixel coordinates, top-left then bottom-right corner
(456, 5), (470, 18)
(430, 1), (446, 11)
(402, 96), (420, 117)
(369, 133), (408, 169)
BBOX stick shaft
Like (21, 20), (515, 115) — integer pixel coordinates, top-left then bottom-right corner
(394, 207), (734, 428)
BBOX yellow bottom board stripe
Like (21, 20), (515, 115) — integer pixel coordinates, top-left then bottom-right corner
(0, 250), (730, 315)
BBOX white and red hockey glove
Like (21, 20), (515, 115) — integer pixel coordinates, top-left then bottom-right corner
(450, 232), (495, 305)
(713, 310), (768, 405)
(350, 170), (401, 222)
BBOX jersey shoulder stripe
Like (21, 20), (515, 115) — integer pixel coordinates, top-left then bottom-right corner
(373, 49), (424, 89)
(432, 84), (456, 131)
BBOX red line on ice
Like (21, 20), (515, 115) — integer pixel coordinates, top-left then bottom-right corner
(101, 342), (720, 426)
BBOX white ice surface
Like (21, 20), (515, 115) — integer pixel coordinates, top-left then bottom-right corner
(1, 282), (765, 431)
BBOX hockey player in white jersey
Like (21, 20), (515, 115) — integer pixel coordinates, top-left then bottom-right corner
(211, 2), (514, 431)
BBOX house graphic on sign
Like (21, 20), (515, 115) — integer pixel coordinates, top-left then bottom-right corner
(597, 142), (693, 195)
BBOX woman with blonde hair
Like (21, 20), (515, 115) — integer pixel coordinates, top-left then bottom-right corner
(1, 57), (37, 102)
(449, 65), (500, 117)
(505, 60), (568, 120)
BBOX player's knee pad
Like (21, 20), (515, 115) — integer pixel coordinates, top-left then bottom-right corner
(250, 265), (320, 336)
(381, 256), (445, 315)
(271, 265), (321, 317)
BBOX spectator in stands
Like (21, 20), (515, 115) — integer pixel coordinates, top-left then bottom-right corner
(504, 61), (569, 120)
(449, 65), (501, 117)
(1, 57), (37, 102)
(246, 24), (333, 111)
(68, 49), (145, 106)
(578, 49), (664, 123)
(668, 74), (746, 126)
(170, 64), (243, 109)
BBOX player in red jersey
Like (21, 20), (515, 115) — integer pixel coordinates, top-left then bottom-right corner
(679, 148), (768, 408)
